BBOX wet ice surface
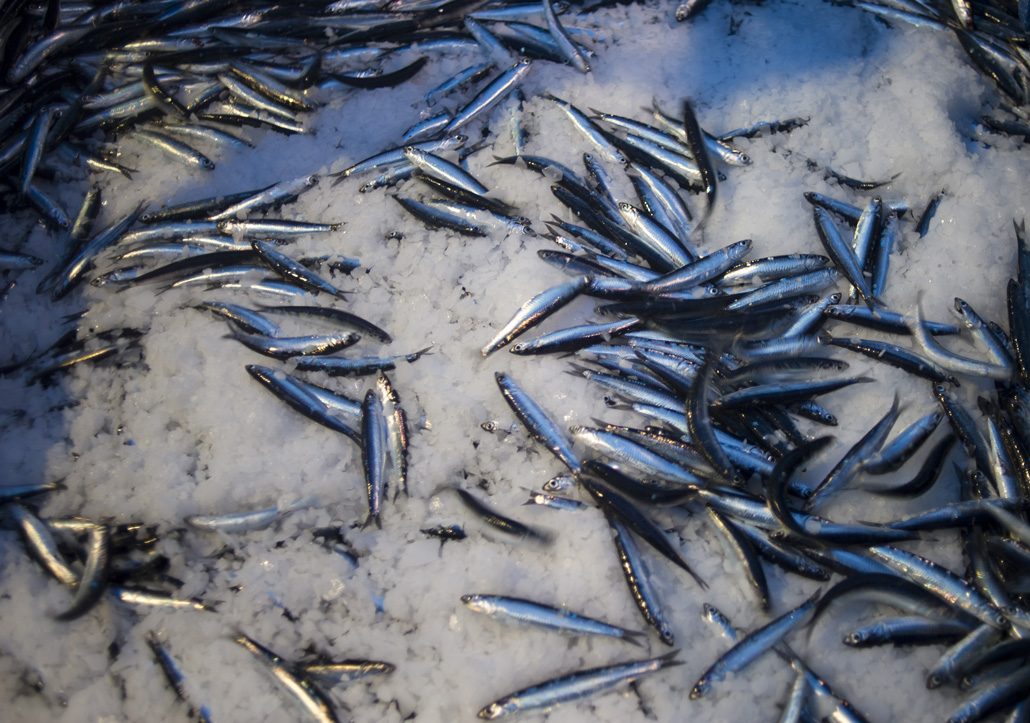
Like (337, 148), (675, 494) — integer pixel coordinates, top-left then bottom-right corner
(1, 1), (1027, 722)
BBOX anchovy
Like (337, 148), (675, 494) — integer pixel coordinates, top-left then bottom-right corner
(863, 434), (957, 497)
(524, 489), (587, 511)
(617, 133), (702, 188)
(954, 298), (1012, 368)
(823, 334), (957, 384)
(546, 94), (625, 165)
(629, 164), (694, 248)
(867, 546), (1008, 628)
(111, 586), (217, 612)
(543, 0), (589, 72)
(230, 63), (311, 112)
(928, 624), (1005, 689)
(582, 478), (707, 587)
(220, 220), (340, 238)
(449, 486), (550, 542)
(256, 305), (389, 343)
(131, 129), (215, 170)
(292, 348), (432, 377)
(361, 390), (388, 528)
(235, 633), (339, 723)
(735, 523), (831, 581)
(229, 329), (360, 359)
(617, 201), (693, 268)
(148, 633), (213, 722)
(843, 616), (973, 648)
(377, 373), (410, 499)
(706, 506), (769, 610)
(570, 426), (704, 485)
(870, 212), (897, 298)
(299, 661), (395, 685)
(195, 302), (280, 337)
(807, 396), (899, 510)
(690, 591), (819, 699)
(8, 26), (90, 83)
(246, 365), (359, 441)
(496, 372), (581, 472)
(851, 197), (881, 277)
(946, 665), (1030, 723)
(446, 59), (532, 134)
(766, 437), (836, 540)
(863, 410), (945, 474)
(721, 256), (832, 288)
(779, 670), (810, 723)
(483, 277), (588, 356)
(825, 304), (960, 336)
(713, 376), (871, 410)
(477, 651), (680, 719)
(917, 190), (946, 238)
(252, 241), (346, 298)
(0, 481), (64, 501)
(687, 358), (739, 484)
(5, 504), (78, 586)
(910, 298), (1014, 381)
(0, 251), (44, 271)
(186, 499), (311, 533)
(394, 195), (487, 236)
(209, 174), (319, 220)
(726, 268), (839, 312)
(48, 202), (146, 299)
(782, 292), (841, 338)
(543, 474), (576, 493)
(681, 98), (717, 223)
(403, 145), (488, 196)
(813, 206), (875, 304)
(54, 523), (110, 621)
(462, 594), (642, 642)
(402, 112), (451, 143)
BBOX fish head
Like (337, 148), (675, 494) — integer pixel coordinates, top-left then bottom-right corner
(478, 700), (515, 720)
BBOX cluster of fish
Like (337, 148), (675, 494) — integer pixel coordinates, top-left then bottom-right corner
(838, 0), (1030, 144)
(0, 170), (419, 716)
(365, 93), (1030, 718)
(0, 502), (391, 718)
(384, 92), (776, 242)
(0, 0), (605, 230)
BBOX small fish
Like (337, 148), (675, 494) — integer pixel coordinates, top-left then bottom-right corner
(477, 651), (680, 719)
(229, 329), (360, 360)
(681, 98), (717, 223)
(186, 498), (312, 533)
(495, 372), (581, 472)
(690, 591), (820, 699)
(299, 660), (395, 685)
(53, 522), (110, 621)
(482, 277), (588, 356)
(234, 633), (340, 723)
(360, 390), (388, 528)
(449, 486), (550, 543)
(461, 594), (642, 642)
(446, 59), (532, 134)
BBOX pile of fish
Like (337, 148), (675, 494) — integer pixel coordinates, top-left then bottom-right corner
(2, 0), (1030, 721)
(377, 92), (1030, 719)
(0, 0), (603, 229)
(0, 0), (630, 719)
(834, 0), (1030, 145)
